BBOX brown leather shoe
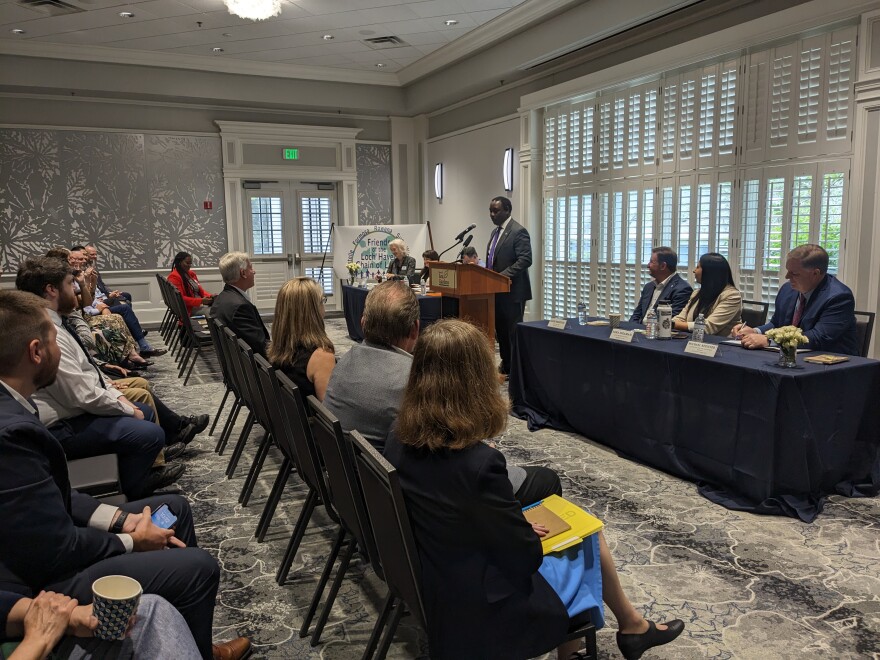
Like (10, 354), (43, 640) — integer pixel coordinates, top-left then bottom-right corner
(212, 637), (251, 660)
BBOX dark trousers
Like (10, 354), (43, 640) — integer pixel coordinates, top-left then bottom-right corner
(110, 303), (146, 342)
(154, 395), (184, 445)
(50, 403), (164, 499)
(47, 494), (220, 660)
(495, 296), (525, 375)
(513, 466), (562, 507)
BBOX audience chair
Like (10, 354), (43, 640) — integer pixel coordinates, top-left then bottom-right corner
(67, 454), (124, 504)
(166, 285), (213, 385)
(741, 299), (769, 327)
(855, 310), (876, 358)
(274, 372), (338, 586)
(232, 338), (275, 505)
(206, 317), (238, 439)
(221, 327), (258, 473)
(253, 354), (300, 542)
(214, 325), (249, 454)
(304, 398), (382, 647)
(155, 274), (176, 342)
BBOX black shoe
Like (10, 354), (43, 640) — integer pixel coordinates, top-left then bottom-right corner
(185, 414), (210, 434)
(616, 620), (685, 660)
(143, 330), (149, 337)
(175, 423), (198, 446)
(140, 348), (168, 357)
(138, 463), (185, 497)
(164, 442), (187, 461)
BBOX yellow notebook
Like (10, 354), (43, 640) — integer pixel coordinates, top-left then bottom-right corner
(524, 494), (604, 555)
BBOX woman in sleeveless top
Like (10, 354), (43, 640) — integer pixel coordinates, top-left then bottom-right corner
(267, 277), (336, 405)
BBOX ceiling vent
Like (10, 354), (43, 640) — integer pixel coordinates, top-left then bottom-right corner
(18, 0), (83, 15)
(362, 35), (408, 50)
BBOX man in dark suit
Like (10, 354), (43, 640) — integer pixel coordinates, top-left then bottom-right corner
(486, 196), (532, 376)
(0, 289), (250, 660)
(210, 251), (270, 357)
(630, 246), (693, 322)
(737, 244), (859, 355)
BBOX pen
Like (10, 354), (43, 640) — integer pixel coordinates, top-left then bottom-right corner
(521, 500), (544, 512)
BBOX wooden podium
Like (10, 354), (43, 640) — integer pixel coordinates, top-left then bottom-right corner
(426, 261), (511, 341)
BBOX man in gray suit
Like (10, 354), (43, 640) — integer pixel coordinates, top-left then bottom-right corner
(210, 252), (270, 357)
(486, 196), (532, 376)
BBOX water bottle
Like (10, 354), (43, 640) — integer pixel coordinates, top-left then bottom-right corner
(577, 301), (587, 325)
(692, 313), (706, 343)
(645, 308), (657, 339)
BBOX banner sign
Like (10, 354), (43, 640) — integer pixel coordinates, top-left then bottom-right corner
(333, 224), (430, 280)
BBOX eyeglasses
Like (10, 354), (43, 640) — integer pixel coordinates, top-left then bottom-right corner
(321, 295), (328, 305)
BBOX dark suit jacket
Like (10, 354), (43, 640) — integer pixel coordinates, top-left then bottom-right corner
(383, 434), (568, 660)
(487, 219), (532, 303)
(0, 388), (125, 595)
(630, 273), (694, 322)
(758, 275), (859, 355)
(210, 284), (270, 357)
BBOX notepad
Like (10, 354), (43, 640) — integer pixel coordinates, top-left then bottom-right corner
(523, 503), (571, 540)
(720, 339), (811, 353)
(803, 354), (850, 365)
(523, 494), (604, 555)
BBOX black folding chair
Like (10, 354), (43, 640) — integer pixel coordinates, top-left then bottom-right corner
(220, 327), (257, 472)
(741, 299), (769, 327)
(854, 310), (875, 357)
(206, 317), (237, 438)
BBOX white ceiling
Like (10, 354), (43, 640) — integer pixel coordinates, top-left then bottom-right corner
(0, 0), (531, 73)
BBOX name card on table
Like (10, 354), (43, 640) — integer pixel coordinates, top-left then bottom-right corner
(609, 329), (635, 343)
(684, 341), (719, 357)
(547, 318), (568, 330)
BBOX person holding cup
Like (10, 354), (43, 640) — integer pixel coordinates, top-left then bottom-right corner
(0, 590), (199, 659)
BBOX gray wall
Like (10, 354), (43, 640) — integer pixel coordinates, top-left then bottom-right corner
(0, 128), (226, 273)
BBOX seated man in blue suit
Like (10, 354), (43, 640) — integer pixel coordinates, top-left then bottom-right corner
(736, 244), (859, 355)
(630, 246), (693, 322)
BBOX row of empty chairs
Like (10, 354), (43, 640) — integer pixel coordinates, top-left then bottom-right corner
(155, 274), (213, 385)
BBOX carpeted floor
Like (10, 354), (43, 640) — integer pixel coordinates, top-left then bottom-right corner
(144, 319), (880, 659)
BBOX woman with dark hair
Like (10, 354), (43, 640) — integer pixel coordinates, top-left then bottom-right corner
(420, 249), (439, 283)
(385, 319), (684, 660)
(167, 252), (214, 322)
(268, 277), (336, 405)
(673, 252), (742, 336)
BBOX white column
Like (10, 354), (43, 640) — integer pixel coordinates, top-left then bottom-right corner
(519, 107), (544, 321)
(390, 116), (420, 224)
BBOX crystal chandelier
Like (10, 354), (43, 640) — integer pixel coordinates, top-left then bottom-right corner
(224, 0), (281, 21)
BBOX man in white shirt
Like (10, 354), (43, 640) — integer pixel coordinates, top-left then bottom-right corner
(629, 246), (694, 323)
(16, 256), (179, 499)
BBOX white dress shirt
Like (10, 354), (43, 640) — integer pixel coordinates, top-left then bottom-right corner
(647, 273), (675, 313)
(33, 309), (133, 426)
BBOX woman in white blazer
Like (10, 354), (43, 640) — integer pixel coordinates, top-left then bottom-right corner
(673, 253), (742, 337)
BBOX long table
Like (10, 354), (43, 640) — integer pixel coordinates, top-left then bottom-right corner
(509, 319), (880, 522)
(340, 284), (458, 342)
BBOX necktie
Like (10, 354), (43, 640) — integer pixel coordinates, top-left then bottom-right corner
(61, 317), (107, 389)
(791, 293), (806, 327)
(487, 227), (501, 271)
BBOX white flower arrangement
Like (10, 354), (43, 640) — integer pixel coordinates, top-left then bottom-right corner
(346, 262), (361, 275)
(765, 325), (808, 350)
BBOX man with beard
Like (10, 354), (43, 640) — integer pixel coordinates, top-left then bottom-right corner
(15, 257), (179, 499)
(0, 289), (251, 660)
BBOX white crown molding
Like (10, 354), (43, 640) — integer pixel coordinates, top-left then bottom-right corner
(520, 0), (880, 111)
(396, 0), (582, 86)
(427, 113), (518, 144)
(215, 121), (363, 140)
(0, 38), (399, 87)
(0, 120), (217, 137)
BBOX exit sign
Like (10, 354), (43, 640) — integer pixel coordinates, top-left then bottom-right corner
(283, 148), (299, 160)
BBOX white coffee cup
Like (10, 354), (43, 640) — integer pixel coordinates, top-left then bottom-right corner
(92, 575), (142, 641)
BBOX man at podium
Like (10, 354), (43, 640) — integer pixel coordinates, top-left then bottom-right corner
(486, 196), (532, 377)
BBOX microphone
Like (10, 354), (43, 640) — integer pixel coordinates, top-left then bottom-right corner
(454, 223), (477, 242)
(462, 235), (474, 248)
(456, 235), (475, 263)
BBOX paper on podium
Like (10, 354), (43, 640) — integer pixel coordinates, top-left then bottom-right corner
(524, 494), (604, 555)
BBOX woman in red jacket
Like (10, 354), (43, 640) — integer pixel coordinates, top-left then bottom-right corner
(167, 252), (214, 328)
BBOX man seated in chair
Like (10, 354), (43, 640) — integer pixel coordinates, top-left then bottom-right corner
(0, 289), (250, 660)
(630, 246), (693, 323)
(210, 252), (270, 358)
(735, 244), (859, 355)
(323, 280), (561, 507)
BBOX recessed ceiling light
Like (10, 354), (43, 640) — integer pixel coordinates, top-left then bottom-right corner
(444, 19), (458, 26)
(119, 11), (135, 18)
(375, 63), (386, 68)
(11, 28), (26, 35)
(322, 34), (334, 40)
(212, 47), (224, 53)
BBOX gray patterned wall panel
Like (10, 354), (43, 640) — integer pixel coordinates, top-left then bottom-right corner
(356, 143), (392, 225)
(0, 128), (226, 274)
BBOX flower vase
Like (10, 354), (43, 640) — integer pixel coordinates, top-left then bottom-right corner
(778, 344), (798, 368)
(348, 276), (356, 286)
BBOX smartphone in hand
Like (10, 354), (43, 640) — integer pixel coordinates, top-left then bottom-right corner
(150, 504), (178, 529)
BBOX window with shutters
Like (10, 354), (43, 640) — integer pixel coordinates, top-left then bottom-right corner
(541, 22), (855, 320)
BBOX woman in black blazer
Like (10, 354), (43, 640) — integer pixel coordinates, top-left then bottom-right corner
(384, 319), (684, 660)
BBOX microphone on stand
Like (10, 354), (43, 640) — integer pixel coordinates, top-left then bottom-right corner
(456, 235), (474, 262)
(454, 223), (477, 242)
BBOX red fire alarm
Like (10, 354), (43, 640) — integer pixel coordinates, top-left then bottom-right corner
(203, 201), (213, 210)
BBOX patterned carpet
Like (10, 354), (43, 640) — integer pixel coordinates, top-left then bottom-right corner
(143, 319), (880, 659)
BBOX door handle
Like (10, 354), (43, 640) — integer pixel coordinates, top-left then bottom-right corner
(287, 253), (293, 266)
(294, 253), (302, 264)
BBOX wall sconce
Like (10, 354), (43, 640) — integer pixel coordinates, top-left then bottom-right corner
(503, 148), (514, 192)
(434, 162), (443, 200)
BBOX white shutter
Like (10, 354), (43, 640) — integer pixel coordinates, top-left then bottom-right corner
(612, 98), (626, 172)
(676, 175), (695, 272)
(595, 188), (611, 316)
(826, 28), (855, 145)
(718, 61), (738, 167)
(817, 161), (847, 274)
(697, 67), (718, 169)
(557, 113), (569, 177)
(738, 172), (762, 301)
(582, 104), (595, 176)
(744, 50), (770, 164)
(643, 88), (659, 175)
(543, 194), (555, 314)
(545, 114), (557, 177)
(678, 73), (698, 170)
(661, 77), (679, 173)
(659, 179), (675, 247)
(569, 107), (582, 177)
(598, 101), (612, 175)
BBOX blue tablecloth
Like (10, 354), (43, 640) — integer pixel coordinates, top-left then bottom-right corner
(340, 284), (458, 341)
(510, 319), (880, 522)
